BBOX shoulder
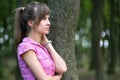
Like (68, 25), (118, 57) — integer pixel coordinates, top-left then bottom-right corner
(17, 42), (36, 56)
(18, 42), (35, 50)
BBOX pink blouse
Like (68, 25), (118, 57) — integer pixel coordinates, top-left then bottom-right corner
(17, 37), (55, 80)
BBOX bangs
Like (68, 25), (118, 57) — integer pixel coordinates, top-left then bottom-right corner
(42, 4), (50, 15)
(38, 3), (50, 17)
(34, 3), (50, 26)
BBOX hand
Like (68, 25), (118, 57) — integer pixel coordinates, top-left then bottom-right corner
(55, 74), (62, 80)
(41, 35), (49, 45)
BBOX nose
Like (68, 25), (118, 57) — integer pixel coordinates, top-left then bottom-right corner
(47, 19), (50, 26)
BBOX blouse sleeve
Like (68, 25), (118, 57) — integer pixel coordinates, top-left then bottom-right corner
(17, 43), (36, 56)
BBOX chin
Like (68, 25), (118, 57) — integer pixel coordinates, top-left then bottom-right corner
(45, 31), (50, 34)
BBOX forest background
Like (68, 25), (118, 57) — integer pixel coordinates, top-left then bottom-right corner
(0, 0), (120, 80)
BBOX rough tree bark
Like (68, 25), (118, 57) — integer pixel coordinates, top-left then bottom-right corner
(47, 0), (80, 80)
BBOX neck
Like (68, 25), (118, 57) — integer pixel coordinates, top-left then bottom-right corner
(28, 31), (42, 44)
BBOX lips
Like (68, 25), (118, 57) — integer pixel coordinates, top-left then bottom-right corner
(46, 28), (50, 31)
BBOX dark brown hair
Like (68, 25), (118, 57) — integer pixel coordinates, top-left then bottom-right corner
(14, 2), (50, 48)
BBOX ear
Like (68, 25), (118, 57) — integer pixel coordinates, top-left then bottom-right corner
(28, 20), (34, 27)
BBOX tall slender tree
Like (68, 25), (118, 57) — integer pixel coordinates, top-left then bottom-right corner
(107, 0), (120, 74)
(90, 0), (106, 80)
(47, 0), (80, 80)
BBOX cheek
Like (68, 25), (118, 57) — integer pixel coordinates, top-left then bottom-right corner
(36, 26), (45, 33)
(37, 24), (43, 30)
(38, 23), (44, 29)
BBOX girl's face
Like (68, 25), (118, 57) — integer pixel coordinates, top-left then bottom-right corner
(35, 15), (51, 34)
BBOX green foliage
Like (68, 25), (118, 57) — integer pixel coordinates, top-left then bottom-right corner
(103, 0), (111, 29)
(82, 0), (92, 15)
(76, 0), (92, 55)
(0, 0), (15, 18)
(76, 0), (120, 80)
(0, 0), (16, 80)
(0, 66), (5, 79)
(78, 0), (92, 29)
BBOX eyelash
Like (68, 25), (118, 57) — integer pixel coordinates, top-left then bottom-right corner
(42, 17), (46, 20)
(42, 17), (50, 21)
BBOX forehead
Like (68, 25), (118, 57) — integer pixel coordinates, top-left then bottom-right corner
(44, 14), (50, 17)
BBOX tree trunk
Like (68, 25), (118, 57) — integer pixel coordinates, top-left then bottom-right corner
(47, 0), (80, 80)
(107, 0), (119, 74)
(90, 0), (106, 80)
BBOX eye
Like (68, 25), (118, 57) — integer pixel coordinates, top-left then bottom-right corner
(42, 15), (50, 20)
(42, 16), (46, 20)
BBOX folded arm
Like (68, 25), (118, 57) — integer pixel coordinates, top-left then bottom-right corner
(21, 50), (62, 80)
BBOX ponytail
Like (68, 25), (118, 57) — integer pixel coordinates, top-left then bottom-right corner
(14, 7), (27, 48)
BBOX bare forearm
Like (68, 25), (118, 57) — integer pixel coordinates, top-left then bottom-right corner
(41, 35), (67, 73)
(45, 43), (67, 73)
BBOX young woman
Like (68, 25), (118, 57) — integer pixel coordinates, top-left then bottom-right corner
(14, 1), (67, 80)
